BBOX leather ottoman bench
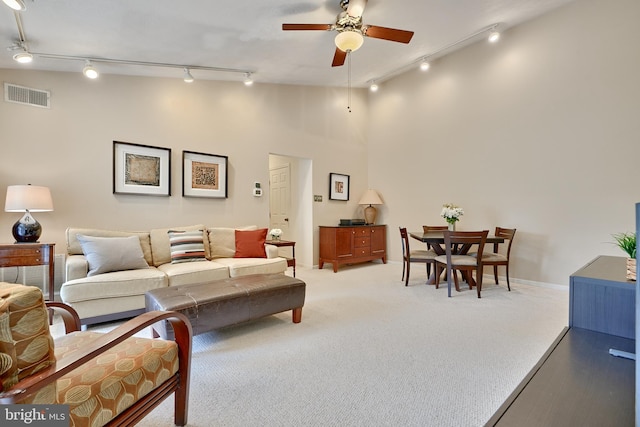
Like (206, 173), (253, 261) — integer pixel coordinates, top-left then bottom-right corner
(145, 273), (305, 340)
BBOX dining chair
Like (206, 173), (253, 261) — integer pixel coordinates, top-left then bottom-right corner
(479, 227), (517, 291)
(421, 225), (449, 275)
(434, 230), (488, 298)
(399, 227), (437, 286)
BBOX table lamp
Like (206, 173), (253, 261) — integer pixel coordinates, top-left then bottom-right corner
(358, 189), (383, 225)
(4, 184), (54, 243)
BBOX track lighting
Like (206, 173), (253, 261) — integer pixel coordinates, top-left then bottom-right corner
(82, 61), (99, 79)
(243, 73), (253, 86)
(183, 68), (194, 83)
(2, 0), (26, 11)
(13, 51), (32, 63)
(369, 82), (378, 92)
(419, 58), (430, 72)
(488, 31), (500, 43)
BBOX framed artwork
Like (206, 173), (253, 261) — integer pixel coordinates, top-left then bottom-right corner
(182, 150), (228, 198)
(113, 141), (171, 196)
(329, 173), (350, 201)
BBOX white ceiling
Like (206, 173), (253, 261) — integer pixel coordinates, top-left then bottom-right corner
(0, 0), (574, 87)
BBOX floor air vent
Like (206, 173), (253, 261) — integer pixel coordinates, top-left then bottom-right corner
(4, 82), (50, 108)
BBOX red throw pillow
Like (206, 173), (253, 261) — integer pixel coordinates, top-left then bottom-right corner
(234, 228), (268, 258)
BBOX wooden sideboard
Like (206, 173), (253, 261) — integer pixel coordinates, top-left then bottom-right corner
(319, 225), (386, 272)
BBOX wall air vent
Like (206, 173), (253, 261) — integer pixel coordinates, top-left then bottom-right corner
(4, 82), (50, 108)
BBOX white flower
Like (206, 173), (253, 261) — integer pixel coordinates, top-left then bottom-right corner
(440, 204), (464, 224)
(269, 228), (282, 237)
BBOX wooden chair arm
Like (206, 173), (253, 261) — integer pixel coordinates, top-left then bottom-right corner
(46, 301), (81, 333)
(0, 310), (192, 404)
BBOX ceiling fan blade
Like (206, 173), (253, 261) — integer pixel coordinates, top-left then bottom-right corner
(282, 23), (332, 31)
(347, 0), (367, 18)
(364, 25), (414, 44)
(332, 48), (347, 67)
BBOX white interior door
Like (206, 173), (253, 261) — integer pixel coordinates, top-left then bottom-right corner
(269, 164), (291, 237)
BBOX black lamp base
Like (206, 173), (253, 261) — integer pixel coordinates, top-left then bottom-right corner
(12, 212), (42, 243)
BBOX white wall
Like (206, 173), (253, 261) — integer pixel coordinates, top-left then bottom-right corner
(0, 71), (369, 266)
(2, 0), (637, 287)
(368, 0), (640, 285)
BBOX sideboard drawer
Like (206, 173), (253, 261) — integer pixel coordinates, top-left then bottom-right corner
(354, 237), (370, 248)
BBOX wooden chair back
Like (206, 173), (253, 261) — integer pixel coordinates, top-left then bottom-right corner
(493, 227), (516, 256)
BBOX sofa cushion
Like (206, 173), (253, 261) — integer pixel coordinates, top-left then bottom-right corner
(234, 228), (268, 258)
(77, 235), (150, 276)
(60, 268), (168, 303)
(150, 224), (210, 267)
(0, 283), (55, 392)
(212, 258), (287, 277)
(158, 260), (230, 287)
(66, 228), (153, 265)
(168, 229), (206, 264)
(26, 331), (179, 426)
(208, 226), (257, 259)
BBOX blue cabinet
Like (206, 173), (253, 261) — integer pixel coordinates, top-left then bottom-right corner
(570, 255), (635, 339)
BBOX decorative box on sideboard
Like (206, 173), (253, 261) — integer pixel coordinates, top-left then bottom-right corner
(319, 225), (386, 273)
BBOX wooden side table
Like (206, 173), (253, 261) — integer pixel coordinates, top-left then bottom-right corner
(0, 243), (56, 302)
(266, 239), (296, 277)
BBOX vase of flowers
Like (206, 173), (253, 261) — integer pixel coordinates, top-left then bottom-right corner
(441, 203), (464, 231)
(269, 228), (283, 241)
(612, 232), (636, 281)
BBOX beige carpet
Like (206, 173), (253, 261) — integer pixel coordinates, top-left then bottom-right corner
(53, 262), (569, 426)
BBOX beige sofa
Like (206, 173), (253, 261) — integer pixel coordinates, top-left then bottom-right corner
(61, 224), (287, 326)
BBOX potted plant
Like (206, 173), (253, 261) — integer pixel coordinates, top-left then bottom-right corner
(612, 232), (636, 281)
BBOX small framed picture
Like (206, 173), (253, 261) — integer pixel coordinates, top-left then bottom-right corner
(113, 141), (171, 196)
(329, 173), (350, 201)
(182, 150), (228, 198)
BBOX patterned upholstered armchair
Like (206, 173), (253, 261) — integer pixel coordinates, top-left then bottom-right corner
(0, 282), (192, 426)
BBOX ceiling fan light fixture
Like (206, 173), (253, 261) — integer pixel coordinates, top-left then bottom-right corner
(13, 51), (33, 64)
(82, 61), (99, 79)
(335, 30), (364, 53)
(2, 0), (26, 11)
(183, 68), (194, 83)
(488, 31), (501, 43)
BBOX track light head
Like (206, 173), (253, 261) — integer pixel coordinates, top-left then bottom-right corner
(183, 68), (194, 83)
(369, 82), (378, 92)
(82, 60), (99, 79)
(13, 51), (32, 63)
(243, 73), (253, 86)
(488, 31), (500, 43)
(2, 0), (26, 11)
(419, 58), (430, 72)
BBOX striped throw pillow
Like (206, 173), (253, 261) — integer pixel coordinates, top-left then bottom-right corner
(168, 229), (206, 263)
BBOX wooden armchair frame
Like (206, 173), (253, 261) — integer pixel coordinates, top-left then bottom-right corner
(0, 301), (192, 427)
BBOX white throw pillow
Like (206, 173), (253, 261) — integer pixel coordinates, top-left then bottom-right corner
(77, 234), (149, 276)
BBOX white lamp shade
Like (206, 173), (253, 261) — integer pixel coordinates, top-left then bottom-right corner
(358, 189), (383, 205)
(5, 185), (54, 212)
(335, 30), (364, 52)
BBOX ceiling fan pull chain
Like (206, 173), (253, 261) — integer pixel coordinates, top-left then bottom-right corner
(347, 51), (352, 113)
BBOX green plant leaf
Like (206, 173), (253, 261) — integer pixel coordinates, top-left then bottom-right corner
(612, 232), (637, 258)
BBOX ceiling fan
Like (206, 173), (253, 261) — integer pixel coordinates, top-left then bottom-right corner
(282, 0), (414, 67)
